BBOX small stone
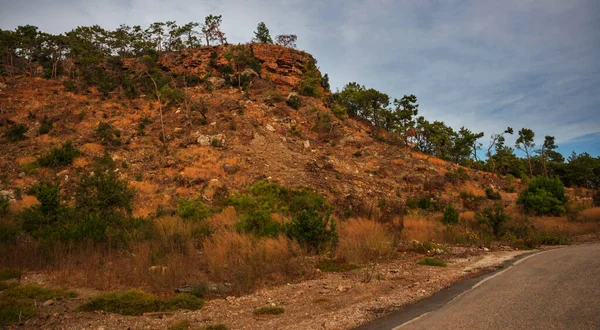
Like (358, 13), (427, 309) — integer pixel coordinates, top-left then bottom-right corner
(173, 127), (183, 134)
(266, 124), (276, 132)
(43, 299), (54, 306)
(303, 140), (310, 148)
(337, 285), (344, 292)
(226, 296), (236, 302)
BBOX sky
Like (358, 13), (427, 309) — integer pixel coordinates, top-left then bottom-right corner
(1, 0), (599, 158)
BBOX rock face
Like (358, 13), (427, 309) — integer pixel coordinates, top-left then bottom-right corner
(206, 77), (226, 89)
(196, 133), (225, 146)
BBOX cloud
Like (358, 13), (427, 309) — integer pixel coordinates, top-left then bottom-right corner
(1, 0), (599, 156)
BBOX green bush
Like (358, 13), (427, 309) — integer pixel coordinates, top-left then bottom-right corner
(316, 258), (361, 272)
(36, 140), (79, 167)
(444, 168), (469, 184)
(78, 290), (203, 316)
(0, 268), (21, 281)
(38, 117), (53, 135)
(96, 122), (122, 146)
(253, 306), (284, 316)
(76, 170), (135, 216)
(332, 104), (347, 120)
(3, 124), (28, 142)
(177, 198), (213, 222)
(593, 189), (600, 207)
(459, 191), (485, 211)
(286, 94), (301, 110)
(406, 196), (439, 211)
(0, 298), (36, 326)
(286, 208), (338, 253)
(418, 257), (447, 267)
(485, 187), (502, 200)
(228, 181), (332, 241)
(518, 176), (567, 216)
(441, 205), (459, 225)
(477, 203), (510, 236)
(160, 86), (185, 107)
(0, 196), (9, 217)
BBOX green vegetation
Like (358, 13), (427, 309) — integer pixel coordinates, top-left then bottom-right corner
(253, 306), (285, 316)
(286, 94), (301, 109)
(0, 196), (9, 217)
(299, 59), (321, 97)
(224, 181), (338, 252)
(252, 22), (273, 44)
(177, 198), (213, 222)
(418, 257), (447, 267)
(200, 325), (228, 330)
(36, 140), (79, 167)
(38, 117), (53, 135)
(0, 284), (77, 326)
(485, 187), (502, 200)
(77, 290), (203, 316)
(406, 195), (439, 211)
(96, 122), (122, 146)
(518, 176), (567, 216)
(0, 268), (21, 281)
(441, 205), (459, 225)
(477, 203), (510, 236)
(3, 123), (28, 142)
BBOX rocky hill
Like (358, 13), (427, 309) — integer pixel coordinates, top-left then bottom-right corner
(0, 43), (512, 220)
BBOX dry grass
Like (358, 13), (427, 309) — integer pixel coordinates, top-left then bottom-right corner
(401, 213), (446, 242)
(529, 214), (600, 237)
(203, 231), (311, 294)
(336, 218), (396, 264)
(577, 207), (600, 222)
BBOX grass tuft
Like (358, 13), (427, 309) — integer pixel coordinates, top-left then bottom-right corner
(0, 269), (21, 281)
(253, 306), (284, 316)
(77, 290), (204, 316)
(418, 257), (447, 267)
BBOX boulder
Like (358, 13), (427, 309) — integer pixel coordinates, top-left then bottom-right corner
(241, 68), (258, 79)
(206, 77), (225, 89)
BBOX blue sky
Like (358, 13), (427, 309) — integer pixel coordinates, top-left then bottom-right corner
(1, 0), (599, 158)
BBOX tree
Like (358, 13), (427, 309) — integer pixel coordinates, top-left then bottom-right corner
(537, 135), (557, 176)
(202, 15), (226, 46)
(393, 94), (419, 141)
(486, 127), (513, 174)
(515, 128), (535, 177)
(252, 22), (273, 44)
(452, 127), (484, 165)
(275, 34), (297, 48)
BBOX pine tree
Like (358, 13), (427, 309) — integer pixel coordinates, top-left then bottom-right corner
(252, 22), (273, 44)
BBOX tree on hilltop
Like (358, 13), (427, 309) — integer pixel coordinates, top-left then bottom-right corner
(253, 22), (273, 44)
(275, 34), (297, 48)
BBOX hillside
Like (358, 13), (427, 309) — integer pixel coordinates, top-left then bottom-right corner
(0, 43), (511, 218)
(1, 43), (599, 329)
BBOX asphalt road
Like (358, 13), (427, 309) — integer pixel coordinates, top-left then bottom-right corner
(360, 244), (600, 330)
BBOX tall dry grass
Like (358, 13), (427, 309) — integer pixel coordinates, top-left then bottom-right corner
(401, 213), (446, 242)
(203, 231), (312, 294)
(336, 218), (396, 264)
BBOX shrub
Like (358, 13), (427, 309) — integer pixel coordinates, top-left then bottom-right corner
(263, 90), (284, 105)
(312, 112), (332, 134)
(0, 268), (21, 281)
(518, 176), (567, 216)
(1, 284), (76, 300)
(76, 169), (135, 216)
(201, 325), (228, 330)
(3, 123), (28, 142)
(406, 196), (439, 211)
(286, 208), (338, 253)
(444, 168), (469, 184)
(0, 298), (36, 326)
(299, 59), (321, 97)
(253, 306), (284, 316)
(228, 181), (331, 239)
(160, 86), (185, 107)
(332, 104), (347, 120)
(36, 140), (79, 167)
(286, 94), (301, 109)
(77, 290), (203, 316)
(0, 196), (9, 217)
(485, 187), (502, 200)
(536, 233), (569, 246)
(477, 202), (510, 236)
(38, 117), (53, 135)
(96, 122), (122, 146)
(177, 198), (212, 222)
(593, 189), (600, 207)
(418, 257), (447, 267)
(460, 191), (485, 211)
(441, 205), (459, 225)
